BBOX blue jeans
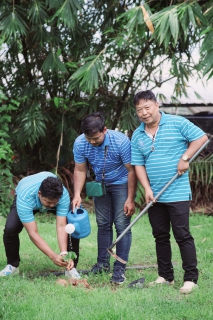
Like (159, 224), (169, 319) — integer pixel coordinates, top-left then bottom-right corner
(94, 183), (132, 269)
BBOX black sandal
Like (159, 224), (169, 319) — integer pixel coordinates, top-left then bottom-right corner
(127, 277), (145, 288)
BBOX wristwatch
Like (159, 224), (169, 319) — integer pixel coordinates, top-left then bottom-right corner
(181, 155), (190, 162)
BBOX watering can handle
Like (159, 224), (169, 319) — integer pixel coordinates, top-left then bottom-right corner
(74, 207), (77, 216)
(73, 204), (83, 216)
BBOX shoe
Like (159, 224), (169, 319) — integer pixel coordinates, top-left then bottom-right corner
(90, 263), (110, 274)
(179, 281), (198, 294)
(65, 267), (81, 279)
(0, 264), (19, 276)
(148, 276), (174, 286)
(110, 267), (126, 285)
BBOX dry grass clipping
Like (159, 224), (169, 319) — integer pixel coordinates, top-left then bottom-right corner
(56, 278), (90, 288)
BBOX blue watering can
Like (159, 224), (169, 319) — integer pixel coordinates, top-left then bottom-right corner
(67, 206), (91, 239)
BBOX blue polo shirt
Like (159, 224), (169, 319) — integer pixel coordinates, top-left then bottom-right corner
(73, 130), (131, 184)
(15, 172), (70, 223)
(131, 111), (206, 202)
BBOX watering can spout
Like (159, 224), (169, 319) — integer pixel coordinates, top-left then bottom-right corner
(73, 223), (80, 235)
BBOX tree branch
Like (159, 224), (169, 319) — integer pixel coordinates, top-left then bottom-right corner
(112, 39), (153, 129)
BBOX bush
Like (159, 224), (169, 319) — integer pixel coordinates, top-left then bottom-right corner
(0, 91), (18, 217)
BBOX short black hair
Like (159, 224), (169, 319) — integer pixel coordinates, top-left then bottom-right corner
(133, 90), (157, 106)
(81, 112), (105, 136)
(39, 177), (63, 199)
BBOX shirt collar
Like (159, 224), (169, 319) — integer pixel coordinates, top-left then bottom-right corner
(93, 131), (109, 150)
(35, 190), (42, 208)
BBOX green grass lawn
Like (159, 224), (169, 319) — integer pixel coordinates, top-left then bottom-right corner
(0, 211), (213, 320)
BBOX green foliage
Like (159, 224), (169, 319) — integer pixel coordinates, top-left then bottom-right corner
(189, 153), (213, 209)
(69, 54), (106, 94)
(14, 104), (49, 148)
(135, 182), (146, 208)
(0, 0), (213, 175)
(0, 91), (18, 216)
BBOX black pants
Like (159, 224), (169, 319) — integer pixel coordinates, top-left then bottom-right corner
(148, 201), (198, 283)
(3, 197), (80, 268)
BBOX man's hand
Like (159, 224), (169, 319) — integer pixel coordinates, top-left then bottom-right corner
(124, 198), (135, 217)
(66, 259), (74, 271)
(177, 159), (189, 176)
(50, 253), (69, 268)
(23, 221), (69, 268)
(59, 253), (74, 270)
(145, 188), (155, 204)
(72, 196), (82, 212)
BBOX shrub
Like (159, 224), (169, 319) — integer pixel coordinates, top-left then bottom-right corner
(0, 91), (19, 217)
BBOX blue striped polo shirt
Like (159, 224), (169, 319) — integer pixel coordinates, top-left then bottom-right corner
(131, 111), (206, 202)
(73, 130), (131, 184)
(15, 172), (70, 223)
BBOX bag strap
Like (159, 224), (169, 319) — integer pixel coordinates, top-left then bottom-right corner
(86, 145), (108, 182)
(101, 146), (108, 182)
(86, 159), (90, 178)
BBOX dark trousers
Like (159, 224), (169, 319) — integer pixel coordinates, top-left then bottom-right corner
(148, 201), (198, 283)
(3, 197), (80, 268)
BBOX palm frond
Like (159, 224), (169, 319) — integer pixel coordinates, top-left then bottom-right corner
(41, 51), (68, 73)
(0, 5), (28, 39)
(49, 0), (83, 29)
(68, 54), (106, 93)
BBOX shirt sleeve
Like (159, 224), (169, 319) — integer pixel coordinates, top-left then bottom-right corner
(73, 137), (87, 164)
(56, 187), (70, 217)
(131, 132), (146, 166)
(119, 136), (132, 164)
(179, 117), (206, 141)
(16, 196), (35, 223)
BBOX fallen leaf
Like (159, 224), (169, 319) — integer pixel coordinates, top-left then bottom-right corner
(56, 279), (69, 286)
(56, 278), (90, 288)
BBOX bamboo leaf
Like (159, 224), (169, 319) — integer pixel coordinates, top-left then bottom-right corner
(1, 7), (28, 38)
(172, 57), (178, 76)
(179, 6), (189, 40)
(158, 15), (170, 44)
(202, 49), (213, 76)
(54, 97), (60, 108)
(49, 0), (83, 29)
(28, 2), (48, 23)
(200, 26), (212, 36)
(192, 2), (208, 26)
(69, 55), (105, 93)
(187, 5), (197, 27)
(169, 9), (179, 44)
(194, 91), (205, 102)
(140, 5), (154, 33)
(41, 52), (68, 73)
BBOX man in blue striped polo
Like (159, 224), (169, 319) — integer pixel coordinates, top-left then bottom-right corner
(72, 112), (137, 284)
(0, 172), (74, 276)
(131, 90), (208, 294)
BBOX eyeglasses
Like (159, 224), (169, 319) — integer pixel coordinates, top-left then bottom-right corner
(85, 134), (102, 141)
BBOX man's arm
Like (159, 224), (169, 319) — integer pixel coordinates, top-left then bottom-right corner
(177, 135), (208, 174)
(72, 162), (87, 211)
(23, 221), (68, 268)
(56, 216), (68, 252)
(123, 163), (137, 216)
(135, 165), (155, 204)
